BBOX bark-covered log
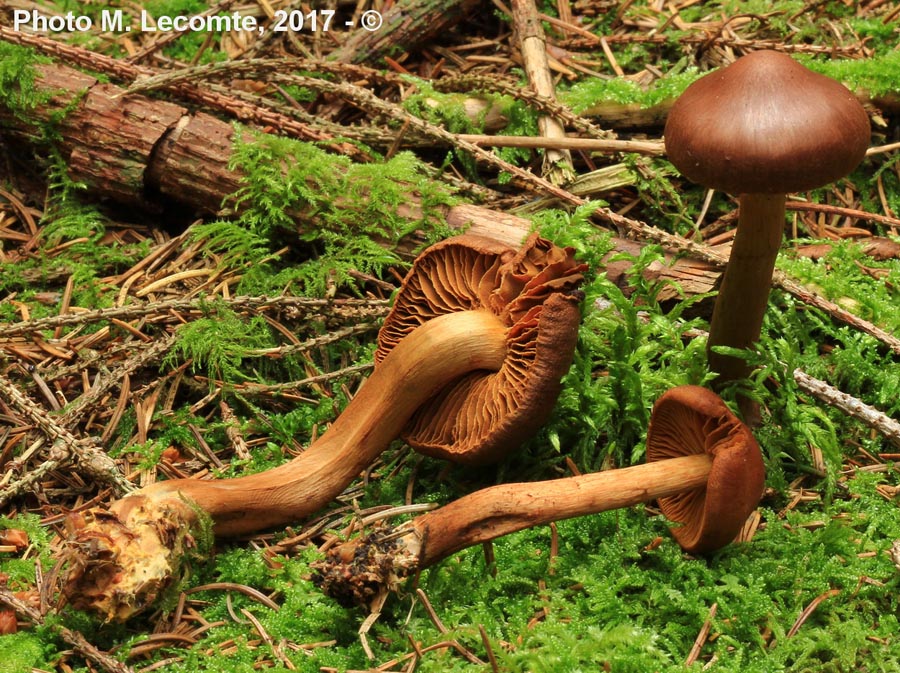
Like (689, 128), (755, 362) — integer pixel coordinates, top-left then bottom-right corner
(2, 63), (231, 213)
(331, 0), (482, 64)
(147, 112), (242, 214)
(0, 60), (722, 298)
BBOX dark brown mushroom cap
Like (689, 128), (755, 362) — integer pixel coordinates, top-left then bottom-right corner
(375, 233), (586, 465)
(646, 385), (764, 554)
(664, 50), (870, 195)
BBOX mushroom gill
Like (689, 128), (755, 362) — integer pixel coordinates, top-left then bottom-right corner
(377, 233), (586, 464)
(646, 386), (765, 554)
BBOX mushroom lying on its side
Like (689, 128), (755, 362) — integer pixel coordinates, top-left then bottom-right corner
(61, 233), (585, 621)
(315, 386), (764, 607)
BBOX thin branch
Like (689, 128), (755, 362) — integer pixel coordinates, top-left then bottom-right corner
(510, 0), (575, 183)
(786, 200), (900, 230)
(121, 67), (583, 205)
(244, 322), (380, 357)
(0, 374), (133, 504)
(59, 334), (177, 430)
(0, 295), (388, 339)
(434, 73), (613, 139)
(610, 216), (900, 356)
(457, 133), (665, 155)
(793, 369), (900, 448)
(196, 362), (374, 395)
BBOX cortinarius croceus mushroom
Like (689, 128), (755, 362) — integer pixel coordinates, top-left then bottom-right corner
(314, 385), (764, 607)
(62, 233), (585, 621)
(664, 51), (870, 402)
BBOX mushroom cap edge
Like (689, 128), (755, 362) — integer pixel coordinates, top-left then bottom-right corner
(646, 385), (765, 554)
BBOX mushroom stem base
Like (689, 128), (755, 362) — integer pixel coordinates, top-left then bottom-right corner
(61, 495), (207, 622)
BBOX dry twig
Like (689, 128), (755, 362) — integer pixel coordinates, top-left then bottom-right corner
(510, 0), (575, 183)
(0, 373), (133, 504)
(793, 370), (900, 448)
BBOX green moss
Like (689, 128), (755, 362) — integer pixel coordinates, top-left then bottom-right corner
(141, 0), (226, 63)
(848, 17), (900, 50)
(165, 305), (275, 384)
(195, 130), (457, 296)
(779, 241), (900, 334)
(561, 70), (698, 113)
(802, 51), (900, 98)
(524, 204), (711, 471)
(0, 514), (53, 588)
(403, 80), (509, 134)
(228, 130), (455, 242)
(0, 632), (53, 672)
(0, 43), (51, 118)
(564, 48), (900, 117)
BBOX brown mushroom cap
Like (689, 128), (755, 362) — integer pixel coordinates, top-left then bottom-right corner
(664, 50), (870, 195)
(376, 233), (585, 465)
(645, 385), (764, 554)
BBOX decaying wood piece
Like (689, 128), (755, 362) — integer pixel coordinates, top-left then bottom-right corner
(330, 0), (482, 64)
(0, 60), (717, 298)
(3, 65), (181, 208)
(147, 112), (243, 215)
(0, 25), (363, 157)
(0, 62), (237, 214)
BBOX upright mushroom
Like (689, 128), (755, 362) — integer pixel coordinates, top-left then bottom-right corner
(62, 233), (585, 621)
(664, 51), (870, 408)
(315, 385), (764, 607)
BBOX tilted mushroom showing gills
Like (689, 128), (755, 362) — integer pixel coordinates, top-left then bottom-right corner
(62, 233), (585, 622)
(664, 51), (870, 403)
(314, 386), (764, 607)
(645, 385), (765, 554)
(378, 234), (586, 464)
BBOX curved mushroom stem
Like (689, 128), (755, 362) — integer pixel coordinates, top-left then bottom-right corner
(63, 309), (507, 621)
(314, 453), (718, 606)
(132, 310), (507, 537)
(706, 193), (786, 418)
(316, 385), (764, 607)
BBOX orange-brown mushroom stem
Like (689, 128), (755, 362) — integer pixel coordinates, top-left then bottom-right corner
(63, 310), (507, 621)
(315, 386), (764, 607)
(314, 455), (723, 607)
(124, 312), (508, 537)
